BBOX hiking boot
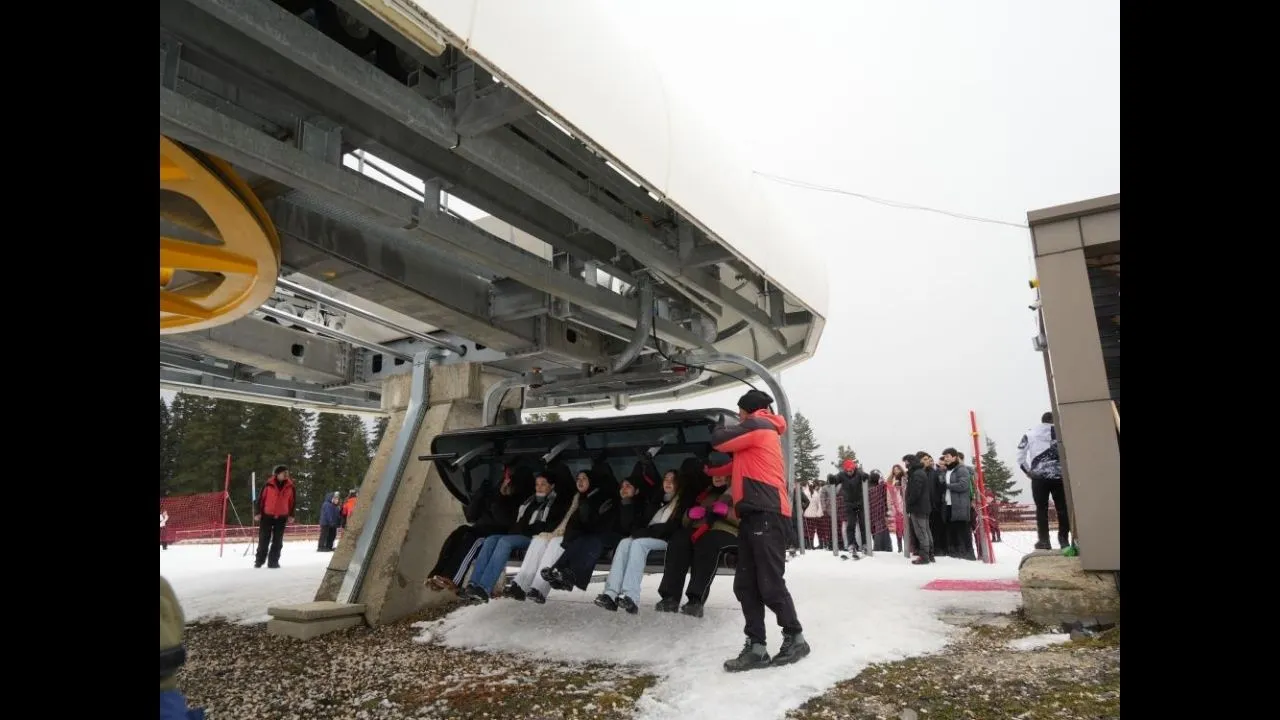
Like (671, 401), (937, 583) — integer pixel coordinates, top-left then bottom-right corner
(267, 563), (281, 569)
(461, 584), (489, 605)
(528, 588), (546, 604)
(723, 638), (771, 673)
(1034, 541), (1052, 550)
(680, 602), (704, 618)
(911, 556), (929, 565)
(772, 632), (811, 666)
(504, 581), (526, 601)
(594, 594), (618, 612)
(617, 596), (639, 615)
(254, 562), (264, 569)
(655, 597), (679, 613)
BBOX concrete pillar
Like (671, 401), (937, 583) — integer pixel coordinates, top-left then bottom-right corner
(311, 363), (520, 626)
(1030, 198), (1121, 573)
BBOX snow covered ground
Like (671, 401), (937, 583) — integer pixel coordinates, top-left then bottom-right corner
(160, 540), (334, 624)
(161, 532), (1045, 720)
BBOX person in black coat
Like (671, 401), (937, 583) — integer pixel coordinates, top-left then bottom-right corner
(904, 452), (935, 565)
(541, 464), (621, 593)
(426, 462), (533, 592)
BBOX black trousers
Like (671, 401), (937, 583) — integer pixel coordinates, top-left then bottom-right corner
(555, 533), (619, 590)
(1032, 476), (1071, 545)
(318, 524), (338, 551)
(929, 508), (948, 555)
(255, 516), (288, 566)
(430, 524), (506, 583)
(734, 512), (802, 645)
(658, 527), (737, 605)
(944, 506), (975, 559)
(845, 506), (866, 552)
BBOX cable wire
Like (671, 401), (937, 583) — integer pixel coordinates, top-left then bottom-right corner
(753, 171), (1029, 230)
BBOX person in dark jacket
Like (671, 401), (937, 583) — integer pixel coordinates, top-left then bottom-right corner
(904, 452), (935, 565)
(597, 469), (682, 614)
(253, 465), (296, 569)
(713, 390), (808, 672)
(542, 465), (622, 593)
(318, 491), (342, 552)
(828, 458), (870, 559)
(426, 464), (532, 592)
(460, 469), (572, 604)
(655, 458), (739, 618)
(938, 448), (976, 560)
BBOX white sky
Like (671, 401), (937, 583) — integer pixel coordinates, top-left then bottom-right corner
(163, 0), (1119, 499)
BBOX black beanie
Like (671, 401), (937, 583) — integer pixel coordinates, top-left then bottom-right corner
(737, 389), (774, 414)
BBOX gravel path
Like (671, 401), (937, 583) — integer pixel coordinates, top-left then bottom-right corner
(180, 607), (655, 720)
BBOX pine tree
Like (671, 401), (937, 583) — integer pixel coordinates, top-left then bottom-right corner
(831, 444), (858, 471)
(160, 398), (176, 495)
(792, 412), (823, 486)
(372, 416), (389, 449)
(980, 437), (1021, 501)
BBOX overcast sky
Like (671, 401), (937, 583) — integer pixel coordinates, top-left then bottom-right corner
(553, 0), (1119, 496)
(164, 1), (1118, 499)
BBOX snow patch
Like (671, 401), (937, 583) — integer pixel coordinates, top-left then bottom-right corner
(1007, 632), (1071, 651)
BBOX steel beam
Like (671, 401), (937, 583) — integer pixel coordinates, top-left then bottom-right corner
(164, 0), (786, 350)
(160, 367), (382, 414)
(160, 86), (710, 352)
(277, 277), (466, 355)
(684, 244), (736, 268)
(161, 315), (350, 385)
(456, 86), (536, 138)
(269, 199), (529, 350)
(257, 305), (412, 361)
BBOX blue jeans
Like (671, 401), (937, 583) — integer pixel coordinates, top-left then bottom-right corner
(603, 536), (668, 600)
(470, 534), (532, 592)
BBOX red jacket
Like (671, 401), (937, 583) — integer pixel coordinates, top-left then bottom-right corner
(708, 410), (792, 518)
(258, 476), (296, 518)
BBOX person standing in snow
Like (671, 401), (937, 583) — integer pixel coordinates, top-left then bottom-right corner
(318, 491), (342, 552)
(712, 389), (809, 672)
(160, 509), (170, 551)
(341, 489), (357, 528)
(253, 465), (296, 569)
(1017, 411), (1071, 550)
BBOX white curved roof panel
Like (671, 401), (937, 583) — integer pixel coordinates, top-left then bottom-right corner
(400, 0), (829, 323)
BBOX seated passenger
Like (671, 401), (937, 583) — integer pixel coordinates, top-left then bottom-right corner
(655, 458), (739, 617)
(503, 472), (581, 604)
(596, 469), (682, 614)
(459, 469), (572, 604)
(426, 464), (531, 593)
(540, 464), (621, 594)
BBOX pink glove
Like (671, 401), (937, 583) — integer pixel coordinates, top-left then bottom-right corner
(711, 502), (729, 517)
(687, 506), (706, 521)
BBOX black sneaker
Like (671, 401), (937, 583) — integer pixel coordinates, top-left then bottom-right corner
(462, 584), (489, 605)
(723, 638), (771, 673)
(680, 602), (704, 618)
(504, 581), (527, 602)
(617, 596), (639, 615)
(655, 598), (679, 613)
(528, 588), (547, 604)
(594, 594), (618, 612)
(772, 632), (811, 666)
(552, 568), (576, 591)
(1034, 541), (1052, 550)
(267, 563), (281, 569)
(254, 562), (264, 568)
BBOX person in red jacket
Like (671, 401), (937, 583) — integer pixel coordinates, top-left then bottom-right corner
(253, 465), (296, 569)
(711, 389), (810, 672)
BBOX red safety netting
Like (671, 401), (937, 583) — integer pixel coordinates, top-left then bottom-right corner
(160, 491), (227, 546)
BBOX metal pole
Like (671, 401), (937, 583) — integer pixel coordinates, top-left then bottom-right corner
(828, 483), (840, 557)
(338, 352), (431, 604)
(903, 476), (914, 558)
(861, 479), (874, 558)
(276, 278), (466, 355)
(220, 454), (232, 558)
(969, 411), (996, 564)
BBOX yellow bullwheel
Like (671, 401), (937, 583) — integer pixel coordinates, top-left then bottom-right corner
(159, 135), (280, 334)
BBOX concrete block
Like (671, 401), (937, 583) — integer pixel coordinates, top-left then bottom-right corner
(267, 601), (366, 621)
(1019, 554), (1119, 627)
(266, 613), (363, 640)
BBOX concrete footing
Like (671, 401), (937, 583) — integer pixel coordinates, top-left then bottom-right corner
(266, 601), (367, 640)
(307, 364), (521, 634)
